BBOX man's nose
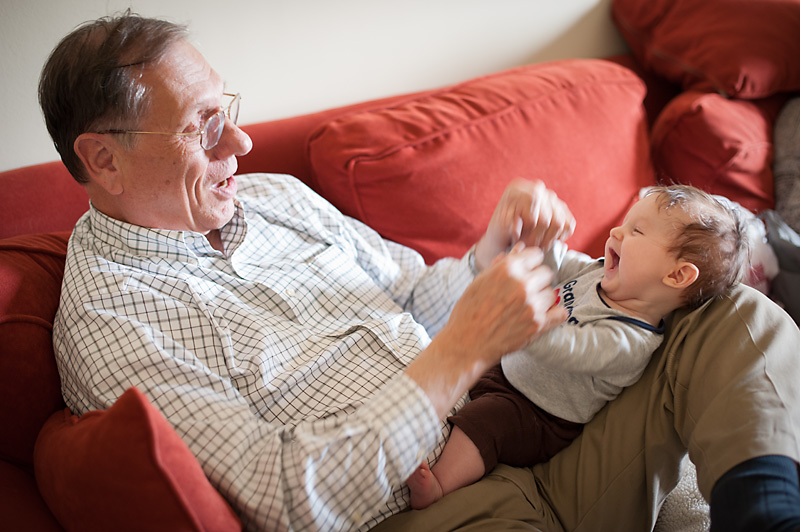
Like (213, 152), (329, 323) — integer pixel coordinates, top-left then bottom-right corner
(212, 117), (253, 158)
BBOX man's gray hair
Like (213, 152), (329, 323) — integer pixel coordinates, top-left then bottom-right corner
(39, 11), (187, 183)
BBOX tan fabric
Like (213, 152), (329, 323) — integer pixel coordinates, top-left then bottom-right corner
(372, 285), (800, 531)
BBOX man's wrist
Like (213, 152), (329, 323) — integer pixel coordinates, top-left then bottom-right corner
(467, 246), (481, 276)
(406, 333), (490, 421)
(472, 236), (500, 273)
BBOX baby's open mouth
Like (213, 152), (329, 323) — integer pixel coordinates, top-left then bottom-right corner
(609, 249), (620, 270)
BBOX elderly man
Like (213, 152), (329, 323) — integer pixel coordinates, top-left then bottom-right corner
(42, 12), (800, 532)
(41, 12), (571, 531)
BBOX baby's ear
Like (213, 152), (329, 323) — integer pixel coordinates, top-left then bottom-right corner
(664, 261), (700, 289)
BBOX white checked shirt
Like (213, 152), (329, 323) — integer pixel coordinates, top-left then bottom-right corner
(53, 173), (474, 531)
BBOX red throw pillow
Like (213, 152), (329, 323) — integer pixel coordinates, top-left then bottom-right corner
(34, 387), (241, 532)
(307, 59), (655, 262)
(650, 91), (786, 213)
(612, 0), (800, 99)
(0, 233), (69, 466)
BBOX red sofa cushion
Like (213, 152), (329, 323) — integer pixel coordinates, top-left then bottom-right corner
(605, 54), (681, 130)
(0, 233), (68, 467)
(34, 387), (241, 532)
(650, 91), (786, 213)
(0, 161), (88, 240)
(307, 59), (655, 263)
(0, 461), (63, 532)
(612, 0), (800, 99)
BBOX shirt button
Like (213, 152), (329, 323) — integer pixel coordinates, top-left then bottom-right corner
(284, 288), (295, 298)
(352, 511), (363, 523)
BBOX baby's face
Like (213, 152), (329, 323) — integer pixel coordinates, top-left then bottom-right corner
(601, 194), (684, 303)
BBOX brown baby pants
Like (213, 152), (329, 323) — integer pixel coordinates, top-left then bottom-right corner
(448, 364), (583, 473)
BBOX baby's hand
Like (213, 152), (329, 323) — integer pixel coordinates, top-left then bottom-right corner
(511, 179), (575, 250)
(476, 179), (575, 270)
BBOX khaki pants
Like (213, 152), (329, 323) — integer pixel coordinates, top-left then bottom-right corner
(372, 285), (800, 532)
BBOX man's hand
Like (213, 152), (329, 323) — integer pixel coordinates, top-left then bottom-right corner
(442, 246), (565, 361)
(474, 179), (576, 272)
(406, 246), (567, 419)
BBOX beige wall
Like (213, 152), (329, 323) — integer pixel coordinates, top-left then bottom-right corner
(0, 0), (627, 172)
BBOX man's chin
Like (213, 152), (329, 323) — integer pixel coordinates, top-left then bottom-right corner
(199, 201), (238, 234)
(218, 205), (237, 228)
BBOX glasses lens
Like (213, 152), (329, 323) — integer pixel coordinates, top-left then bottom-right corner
(229, 94), (240, 125)
(202, 112), (225, 150)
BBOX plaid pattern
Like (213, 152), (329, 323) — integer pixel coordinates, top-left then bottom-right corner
(53, 173), (473, 531)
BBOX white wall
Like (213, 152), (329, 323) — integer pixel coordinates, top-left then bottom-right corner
(0, 0), (627, 172)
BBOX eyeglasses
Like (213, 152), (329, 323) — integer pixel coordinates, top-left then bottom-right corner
(98, 93), (240, 151)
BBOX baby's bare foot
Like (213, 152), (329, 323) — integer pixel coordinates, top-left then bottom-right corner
(407, 463), (444, 510)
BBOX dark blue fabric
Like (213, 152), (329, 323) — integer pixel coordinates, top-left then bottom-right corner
(711, 455), (800, 532)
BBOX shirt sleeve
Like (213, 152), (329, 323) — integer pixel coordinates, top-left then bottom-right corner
(240, 173), (475, 338)
(546, 242), (597, 284)
(54, 289), (441, 531)
(710, 455), (800, 532)
(335, 212), (474, 337)
(508, 319), (660, 377)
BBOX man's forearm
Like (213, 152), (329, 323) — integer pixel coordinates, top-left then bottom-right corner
(405, 336), (494, 420)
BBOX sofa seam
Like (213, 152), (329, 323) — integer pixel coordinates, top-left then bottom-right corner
(345, 76), (645, 164)
(0, 314), (54, 329)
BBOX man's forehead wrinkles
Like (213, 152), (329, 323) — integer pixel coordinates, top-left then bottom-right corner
(156, 40), (220, 89)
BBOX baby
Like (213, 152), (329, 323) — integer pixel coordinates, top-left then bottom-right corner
(408, 184), (749, 510)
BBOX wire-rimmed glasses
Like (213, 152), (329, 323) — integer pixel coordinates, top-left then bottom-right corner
(98, 92), (240, 150)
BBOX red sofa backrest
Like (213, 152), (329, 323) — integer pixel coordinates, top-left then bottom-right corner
(0, 162), (88, 240)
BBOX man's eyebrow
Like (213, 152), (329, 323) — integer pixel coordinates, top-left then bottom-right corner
(208, 84), (230, 109)
(195, 94), (224, 115)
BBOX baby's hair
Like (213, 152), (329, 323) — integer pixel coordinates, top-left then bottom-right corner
(645, 185), (749, 308)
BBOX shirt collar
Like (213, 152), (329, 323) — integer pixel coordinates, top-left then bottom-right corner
(87, 199), (248, 263)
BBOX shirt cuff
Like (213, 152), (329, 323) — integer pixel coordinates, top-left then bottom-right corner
(357, 373), (441, 482)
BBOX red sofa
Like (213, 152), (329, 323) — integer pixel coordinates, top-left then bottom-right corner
(3, 1), (799, 526)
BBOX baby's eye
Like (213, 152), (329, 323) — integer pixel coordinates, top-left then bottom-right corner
(632, 227), (643, 235)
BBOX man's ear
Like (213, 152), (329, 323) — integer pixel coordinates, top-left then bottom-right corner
(664, 261), (700, 289)
(73, 133), (124, 195)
